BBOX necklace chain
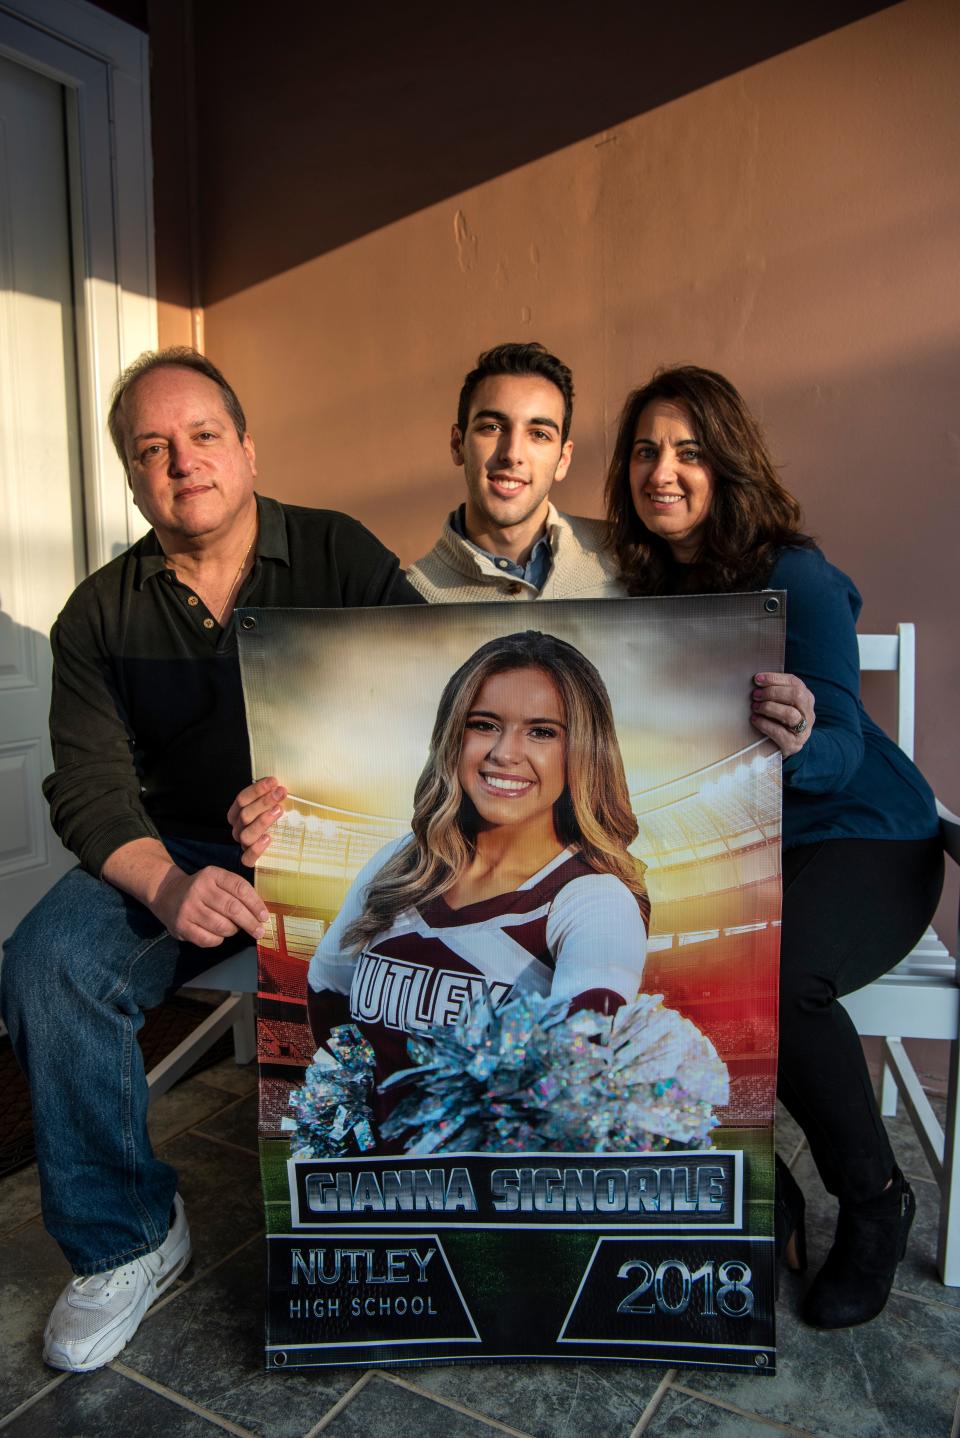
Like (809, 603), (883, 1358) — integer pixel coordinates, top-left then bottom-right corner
(214, 523), (258, 624)
(163, 522), (258, 625)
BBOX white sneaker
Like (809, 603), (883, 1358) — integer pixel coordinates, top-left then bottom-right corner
(43, 1194), (191, 1372)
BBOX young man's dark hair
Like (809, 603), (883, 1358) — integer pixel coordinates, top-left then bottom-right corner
(456, 342), (575, 444)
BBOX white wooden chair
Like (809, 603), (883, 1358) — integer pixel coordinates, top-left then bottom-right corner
(145, 949), (257, 1101)
(841, 624), (960, 1285)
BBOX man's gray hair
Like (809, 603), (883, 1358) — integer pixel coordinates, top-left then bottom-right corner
(107, 347), (247, 475)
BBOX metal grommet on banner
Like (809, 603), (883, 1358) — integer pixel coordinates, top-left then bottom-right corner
(272, 1351), (287, 1366)
(763, 597), (780, 614)
(240, 615), (257, 631)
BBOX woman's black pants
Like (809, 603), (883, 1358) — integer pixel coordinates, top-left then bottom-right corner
(778, 835), (944, 1204)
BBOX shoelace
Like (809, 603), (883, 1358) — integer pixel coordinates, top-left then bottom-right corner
(68, 1274), (127, 1305)
(68, 1259), (152, 1304)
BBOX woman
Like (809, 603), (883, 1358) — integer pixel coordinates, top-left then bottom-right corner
(604, 364), (943, 1330)
(305, 629), (650, 1131)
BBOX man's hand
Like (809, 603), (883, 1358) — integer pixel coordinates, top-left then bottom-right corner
(228, 776), (288, 867)
(101, 837), (269, 949)
(151, 864), (269, 948)
(751, 672), (816, 758)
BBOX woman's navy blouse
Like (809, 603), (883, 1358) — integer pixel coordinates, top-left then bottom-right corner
(771, 545), (939, 849)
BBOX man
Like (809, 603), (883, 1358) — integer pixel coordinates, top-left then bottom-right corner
(407, 341), (624, 601)
(0, 348), (421, 1372)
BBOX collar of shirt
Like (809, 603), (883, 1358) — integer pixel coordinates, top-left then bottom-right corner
(134, 493), (289, 591)
(450, 505), (554, 590)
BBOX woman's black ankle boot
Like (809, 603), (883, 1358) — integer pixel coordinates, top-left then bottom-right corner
(802, 1167), (915, 1329)
(774, 1155), (808, 1291)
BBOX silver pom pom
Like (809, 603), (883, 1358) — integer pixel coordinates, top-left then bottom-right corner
(380, 990), (729, 1155)
(282, 1023), (377, 1158)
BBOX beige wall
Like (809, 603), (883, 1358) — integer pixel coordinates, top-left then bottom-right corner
(187, 0), (958, 819)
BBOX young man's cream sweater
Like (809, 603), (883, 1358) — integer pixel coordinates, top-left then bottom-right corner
(407, 505), (626, 603)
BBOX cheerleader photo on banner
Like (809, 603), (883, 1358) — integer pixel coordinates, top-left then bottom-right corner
(237, 594), (784, 1373)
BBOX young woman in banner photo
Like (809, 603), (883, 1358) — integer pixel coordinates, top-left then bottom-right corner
(304, 630), (650, 1131)
(603, 365), (943, 1332)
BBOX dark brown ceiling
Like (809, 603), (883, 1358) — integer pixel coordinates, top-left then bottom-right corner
(147, 0), (898, 305)
(91, 0), (147, 31)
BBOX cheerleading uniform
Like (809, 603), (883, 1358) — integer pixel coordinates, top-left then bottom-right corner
(307, 836), (650, 1123)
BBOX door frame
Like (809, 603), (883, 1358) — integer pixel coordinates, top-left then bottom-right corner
(0, 0), (156, 570)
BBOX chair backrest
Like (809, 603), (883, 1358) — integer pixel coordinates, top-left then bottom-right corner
(857, 623), (915, 761)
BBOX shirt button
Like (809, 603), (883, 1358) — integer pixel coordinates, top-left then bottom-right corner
(203, 617), (215, 630)
(497, 558), (509, 569)
(187, 595), (199, 606)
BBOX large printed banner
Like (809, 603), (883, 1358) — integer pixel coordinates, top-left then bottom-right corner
(238, 595), (784, 1374)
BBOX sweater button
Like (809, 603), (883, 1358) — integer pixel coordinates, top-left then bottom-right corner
(187, 595), (199, 606)
(203, 617), (215, 630)
(506, 582), (522, 596)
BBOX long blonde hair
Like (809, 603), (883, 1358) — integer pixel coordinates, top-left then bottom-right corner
(344, 631), (646, 951)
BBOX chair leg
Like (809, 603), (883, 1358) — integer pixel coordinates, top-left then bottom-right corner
(232, 991), (257, 1066)
(147, 993), (248, 1102)
(937, 1037), (960, 1286)
(880, 1057), (899, 1118)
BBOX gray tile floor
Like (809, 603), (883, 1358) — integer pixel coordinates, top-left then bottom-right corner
(1, 1057), (957, 1438)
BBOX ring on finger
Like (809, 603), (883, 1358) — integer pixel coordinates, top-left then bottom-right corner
(789, 715), (807, 736)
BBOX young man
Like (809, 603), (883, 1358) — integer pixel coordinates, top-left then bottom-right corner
(407, 341), (624, 601)
(232, 343), (627, 875)
(0, 348), (421, 1372)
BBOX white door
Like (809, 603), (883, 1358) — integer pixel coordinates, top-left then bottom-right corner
(0, 53), (86, 939)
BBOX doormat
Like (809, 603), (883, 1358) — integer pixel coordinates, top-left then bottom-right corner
(0, 995), (236, 1180)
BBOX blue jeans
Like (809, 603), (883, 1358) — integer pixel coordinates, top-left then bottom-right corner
(1, 837), (251, 1274)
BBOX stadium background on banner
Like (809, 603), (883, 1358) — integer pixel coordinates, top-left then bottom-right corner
(238, 596), (784, 1373)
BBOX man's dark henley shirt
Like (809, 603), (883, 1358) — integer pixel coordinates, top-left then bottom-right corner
(43, 496), (422, 875)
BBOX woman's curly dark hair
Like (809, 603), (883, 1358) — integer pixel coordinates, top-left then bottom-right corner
(604, 365), (813, 594)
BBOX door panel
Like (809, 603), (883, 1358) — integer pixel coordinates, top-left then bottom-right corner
(0, 54), (85, 938)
